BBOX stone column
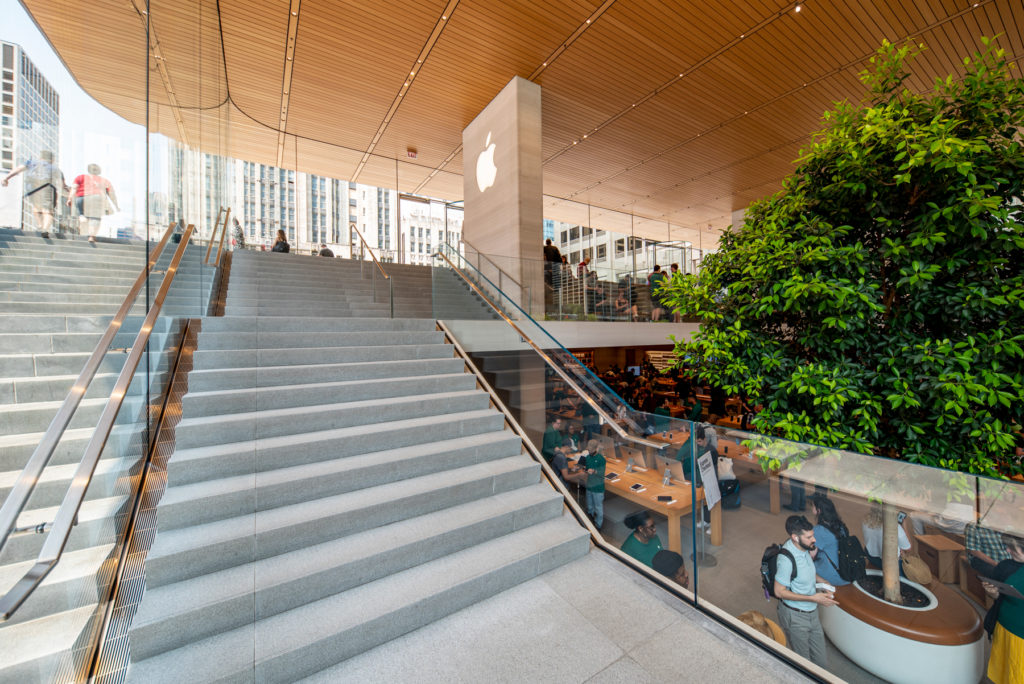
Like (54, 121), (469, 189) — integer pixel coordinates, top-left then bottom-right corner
(462, 76), (543, 316)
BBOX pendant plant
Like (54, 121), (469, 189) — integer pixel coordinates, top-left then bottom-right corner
(661, 38), (1024, 478)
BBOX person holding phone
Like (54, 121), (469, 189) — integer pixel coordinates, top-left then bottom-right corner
(981, 534), (1024, 684)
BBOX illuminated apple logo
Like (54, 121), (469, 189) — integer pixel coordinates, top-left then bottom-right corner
(475, 132), (498, 193)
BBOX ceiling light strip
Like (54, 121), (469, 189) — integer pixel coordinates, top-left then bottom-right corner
(544, 1), (796, 164)
(570, 0), (1002, 203)
(528, 0), (616, 81)
(276, 0), (302, 167)
(413, 0), (614, 195)
(131, 0), (189, 145)
(352, 0), (460, 184)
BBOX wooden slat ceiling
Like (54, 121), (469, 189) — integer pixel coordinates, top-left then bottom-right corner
(24, 0), (1024, 243)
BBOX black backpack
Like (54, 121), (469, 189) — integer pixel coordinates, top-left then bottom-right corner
(760, 543), (796, 599)
(832, 532), (868, 582)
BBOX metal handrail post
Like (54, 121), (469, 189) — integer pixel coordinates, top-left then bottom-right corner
(0, 222), (176, 553)
(0, 224), (196, 620)
(389, 278), (394, 318)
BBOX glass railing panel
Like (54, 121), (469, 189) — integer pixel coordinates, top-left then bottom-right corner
(435, 248), (1024, 683)
(0, 234), (205, 680)
(686, 425), (1023, 683)
(435, 245), (637, 429)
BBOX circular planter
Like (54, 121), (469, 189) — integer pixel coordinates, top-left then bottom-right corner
(819, 570), (984, 684)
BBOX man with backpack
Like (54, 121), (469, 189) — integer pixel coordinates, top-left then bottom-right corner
(2, 150), (67, 238)
(772, 515), (839, 667)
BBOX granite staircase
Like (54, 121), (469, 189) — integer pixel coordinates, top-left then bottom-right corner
(0, 230), (216, 682)
(124, 249), (588, 682)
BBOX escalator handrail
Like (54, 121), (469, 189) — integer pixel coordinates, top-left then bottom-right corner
(434, 249), (664, 451)
(0, 224), (196, 621)
(0, 222), (175, 554)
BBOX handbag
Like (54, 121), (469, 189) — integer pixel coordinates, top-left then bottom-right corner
(902, 554), (932, 585)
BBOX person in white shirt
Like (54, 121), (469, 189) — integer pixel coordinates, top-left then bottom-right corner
(862, 503), (911, 575)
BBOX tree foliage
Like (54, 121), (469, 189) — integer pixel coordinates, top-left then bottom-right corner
(661, 39), (1024, 477)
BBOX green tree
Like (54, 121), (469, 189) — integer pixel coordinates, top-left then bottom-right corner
(661, 39), (1024, 477)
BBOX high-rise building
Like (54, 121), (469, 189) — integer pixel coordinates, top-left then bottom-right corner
(1, 41), (61, 230)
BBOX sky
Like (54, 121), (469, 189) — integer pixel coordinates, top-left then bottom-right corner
(1, 0), (151, 224)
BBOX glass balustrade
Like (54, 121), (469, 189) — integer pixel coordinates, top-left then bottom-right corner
(434, 245), (1024, 684)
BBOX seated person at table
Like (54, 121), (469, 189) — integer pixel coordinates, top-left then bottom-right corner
(686, 393), (703, 422)
(582, 439), (607, 529)
(653, 398), (672, 431)
(808, 494), (851, 587)
(967, 521), (1012, 576)
(550, 444), (587, 488)
(542, 417), (565, 463)
(653, 549), (690, 589)
(621, 511), (663, 567)
(862, 502), (910, 576)
(565, 422), (584, 451)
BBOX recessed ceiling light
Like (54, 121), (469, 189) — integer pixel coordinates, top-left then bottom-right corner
(442, 15), (447, 19)
(794, 2), (802, 12)
(586, 19), (591, 23)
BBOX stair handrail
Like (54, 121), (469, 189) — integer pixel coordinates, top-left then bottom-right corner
(0, 222), (176, 556)
(456, 238), (528, 305)
(204, 207), (224, 265)
(0, 224), (196, 620)
(213, 207), (231, 266)
(433, 249), (664, 451)
(349, 222), (394, 318)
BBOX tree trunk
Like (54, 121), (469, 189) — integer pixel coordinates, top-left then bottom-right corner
(882, 504), (903, 604)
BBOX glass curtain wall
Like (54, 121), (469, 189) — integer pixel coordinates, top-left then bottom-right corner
(0, 0), (223, 680)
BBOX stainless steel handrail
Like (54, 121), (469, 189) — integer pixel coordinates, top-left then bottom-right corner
(434, 250), (665, 451)
(457, 238), (533, 316)
(350, 222), (393, 318)
(0, 224), (196, 620)
(0, 222), (176, 553)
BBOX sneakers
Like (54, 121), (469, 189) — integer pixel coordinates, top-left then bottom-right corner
(694, 519), (709, 529)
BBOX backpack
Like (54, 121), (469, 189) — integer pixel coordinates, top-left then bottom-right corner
(834, 532), (868, 583)
(760, 543), (796, 599)
(821, 530), (867, 583)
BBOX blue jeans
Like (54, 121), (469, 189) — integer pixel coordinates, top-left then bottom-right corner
(586, 490), (604, 527)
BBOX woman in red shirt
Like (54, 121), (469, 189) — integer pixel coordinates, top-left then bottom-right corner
(67, 164), (119, 242)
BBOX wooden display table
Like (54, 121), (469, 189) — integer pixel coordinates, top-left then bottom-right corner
(573, 454), (722, 549)
(916, 534), (965, 583)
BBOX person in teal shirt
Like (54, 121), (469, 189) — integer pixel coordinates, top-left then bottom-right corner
(652, 398), (672, 431)
(582, 439), (606, 528)
(620, 510), (663, 567)
(542, 417), (564, 463)
(686, 392), (703, 422)
(981, 534), (1024, 684)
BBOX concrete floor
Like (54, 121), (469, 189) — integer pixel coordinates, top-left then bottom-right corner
(304, 550), (814, 684)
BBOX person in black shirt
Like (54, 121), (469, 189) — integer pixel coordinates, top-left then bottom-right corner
(271, 229), (290, 253)
(318, 243), (334, 257)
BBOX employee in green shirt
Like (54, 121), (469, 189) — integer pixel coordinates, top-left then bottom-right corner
(982, 533), (1024, 684)
(542, 417), (564, 463)
(620, 510), (663, 567)
(582, 439), (606, 529)
(686, 393), (703, 422)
